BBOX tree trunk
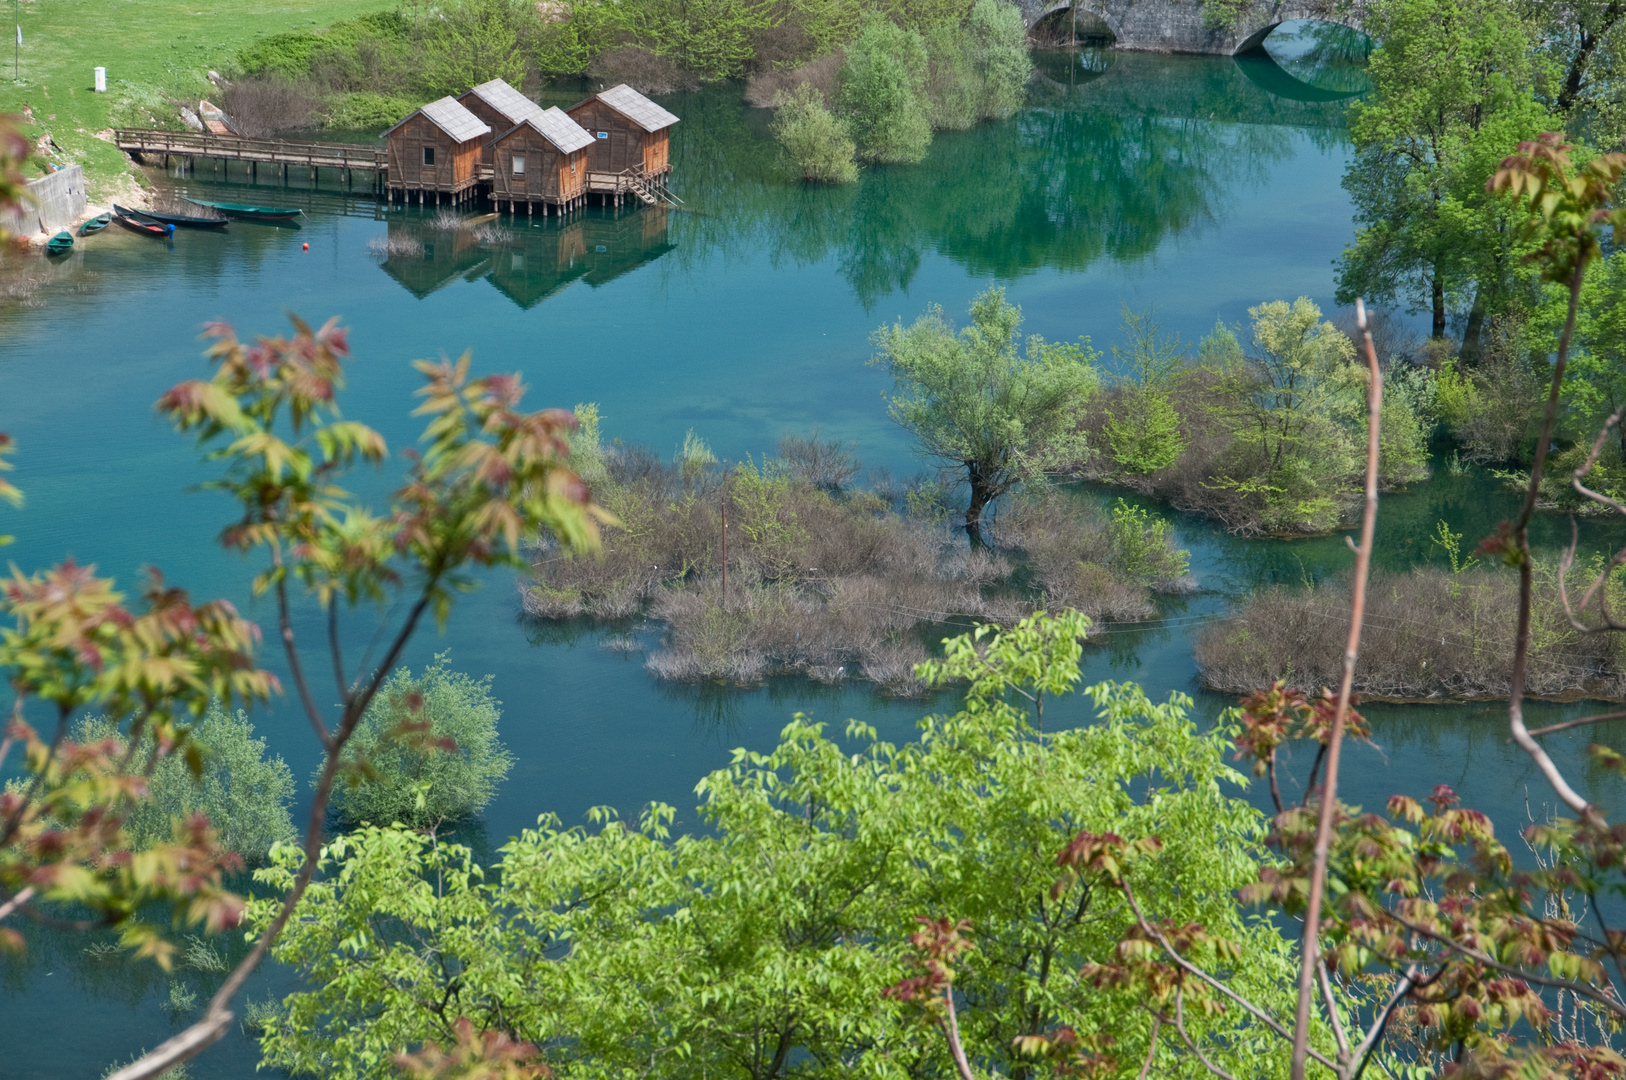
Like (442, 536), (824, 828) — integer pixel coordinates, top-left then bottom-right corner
(1459, 290), (1487, 364)
(1559, 4), (1621, 114)
(1432, 274), (1446, 340)
(965, 461), (992, 545)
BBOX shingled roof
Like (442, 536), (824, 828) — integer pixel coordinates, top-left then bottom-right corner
(464, 79), (544, 127)
(594, 84), (680, 132)
(385, 96), (491, 143)
(509, 107), (594, 154)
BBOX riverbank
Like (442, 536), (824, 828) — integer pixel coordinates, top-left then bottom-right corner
(0, 0), (390, 198)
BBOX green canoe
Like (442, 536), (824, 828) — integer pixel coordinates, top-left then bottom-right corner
(44, 230), (73, 255)
(185, 199), (303, 221)
(79, 213), (110, 236)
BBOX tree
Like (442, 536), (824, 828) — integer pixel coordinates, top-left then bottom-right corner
(327, 655), (513, 828)
(420, 0), (531, 97)
(1336, 0), (1546, 341)
(75, 704), (296, 863)
(838, 13), (932, 164)
(248, 614), (1309, 1080)
(771, 83), (859, 184)
(870, 286), (1099, 541)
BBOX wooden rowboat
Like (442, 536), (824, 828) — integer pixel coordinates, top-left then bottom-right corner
(78, 213), (110, 236)
(114, 203), (226, 230)
(44, 230), (73, 255)
(113, 212), (173, 238)
(184, 199), (303, 221)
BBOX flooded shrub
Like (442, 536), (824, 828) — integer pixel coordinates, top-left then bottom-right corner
(1195, 564), (1626, 701)
(72, 705), (296, 863)
(367, 234), (424, 259)
(772, 83), (859, 183)
(324, 655), (513, 827)
(527, 420), (1191, 690)
(839, 14), (932, 163)
(1434, 318), (1543, 464)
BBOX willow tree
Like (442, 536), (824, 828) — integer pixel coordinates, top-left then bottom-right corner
(871, 286), (1098, 542)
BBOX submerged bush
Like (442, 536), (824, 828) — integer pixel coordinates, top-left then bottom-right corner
(526, 420), (1191, 691)
(74, 704), (295, 863)
(1196, 562), (1626, 700)
(839, 13), (933, 163)
(772, 83), (859, 183)
(325, 656), (513, 826)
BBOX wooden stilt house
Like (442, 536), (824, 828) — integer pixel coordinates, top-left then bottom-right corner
(489, 107), (594, 216)
(383, 97), (490, 205)
(565, 84), (679, 204)
(456, 78), (544, 169)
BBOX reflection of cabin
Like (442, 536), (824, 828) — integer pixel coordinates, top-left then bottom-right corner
(489, 108), (594, 217)
(484, 205), (673, 309)
(375, 220), (492, 299)
(456, 78), (544, 169)
(383, 97), (490, 205)
(566, 84), (679, 206)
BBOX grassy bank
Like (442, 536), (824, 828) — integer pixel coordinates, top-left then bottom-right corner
(0, 0), (391, 196)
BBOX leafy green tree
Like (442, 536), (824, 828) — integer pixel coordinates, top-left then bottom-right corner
(870, 287), (1099, 541)
(1206, 298), (1363, 533)
(961, 0), (1030, 121)
(420, 0), (531, 97)
(772, 83), (859, 183)
(75, 705), (295, 863)
(838, 13), (932, 163)
(327, 656), (514, 827)
(250, 614), (1306, 1080)
(1335, 0), (1547, 340)
(1104, 308), (1188, 475)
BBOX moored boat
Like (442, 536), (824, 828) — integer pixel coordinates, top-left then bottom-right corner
(113, 212), (173, 238)
(78, 213), (110, 236)
(44, 230), (73, 255)
(114, 203), (227, 230)
(184, 199), (303, 221)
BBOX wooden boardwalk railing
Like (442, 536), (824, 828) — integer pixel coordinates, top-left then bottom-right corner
(112, 129), (388, 172)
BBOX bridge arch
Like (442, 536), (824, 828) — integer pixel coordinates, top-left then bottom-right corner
(1020, 0), (1365, 57)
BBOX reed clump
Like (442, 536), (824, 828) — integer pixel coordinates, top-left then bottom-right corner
(1196, 565), (1626, 701)
(366, 234), (424, 259)
(525, 419), (1193, 692)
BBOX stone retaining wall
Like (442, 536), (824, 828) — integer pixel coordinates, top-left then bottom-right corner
(0, 164), (87, 237)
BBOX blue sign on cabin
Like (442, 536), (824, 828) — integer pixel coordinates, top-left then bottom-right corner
(597, 131), (608, 139)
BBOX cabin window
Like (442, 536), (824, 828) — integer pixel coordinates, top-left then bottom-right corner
(596, 131), (608, 139)
(422, 146), (436, 167)
(512, 154), (525, 176)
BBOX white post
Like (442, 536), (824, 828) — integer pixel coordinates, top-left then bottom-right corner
(93, 66), (105, 92)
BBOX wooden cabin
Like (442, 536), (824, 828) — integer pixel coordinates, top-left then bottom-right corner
(566, 84), (679, 203)
(383, 97), (490, 205)
(456, 78), (543, 167)
(489, 107), (594, 216)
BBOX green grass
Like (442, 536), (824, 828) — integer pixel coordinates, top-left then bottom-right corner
(0, 0), (393, 196)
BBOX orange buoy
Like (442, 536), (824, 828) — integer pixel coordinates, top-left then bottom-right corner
(302, 242), (309, 251)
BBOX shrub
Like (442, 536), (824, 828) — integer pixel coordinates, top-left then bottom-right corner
(772, 83), (859, 183)
(588, 46), (699, 94)
(73, 704), (296, 863)
(324, 92), (420, 132)
(838, 14), (932, 163)
(326, 656), (513, 827)
(1104, 387), (1184, 473)
(1434, 318), (1543, 463)
(1195, 563), (1626, 700)
(220, 77), (320, 137)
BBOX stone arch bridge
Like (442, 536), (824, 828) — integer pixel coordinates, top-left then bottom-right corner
(1019, 0), (1366, 55)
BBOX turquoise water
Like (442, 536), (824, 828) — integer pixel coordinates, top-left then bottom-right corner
(1, 41), (1623, 1078)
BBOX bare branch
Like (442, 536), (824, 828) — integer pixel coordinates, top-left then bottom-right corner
(278, 572), (332, 753)
(1522, 711), (1626, 739)
(328, 594), (349, 701)
(0, 885), (35, 923)
(1347, 967), (1419, 1080)
(942, 988), (977, 1080)
(1318, 959), (1350, 1059)
(1171, 991), (1240, 1080)
(1137, 1017), (1161, 1080)
(1293, 298), (1384, 1080)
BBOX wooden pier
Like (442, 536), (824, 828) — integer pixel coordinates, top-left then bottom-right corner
(112, 128), (388, 189)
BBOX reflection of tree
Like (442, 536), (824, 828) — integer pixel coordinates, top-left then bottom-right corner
(663, 55), (1307, 307)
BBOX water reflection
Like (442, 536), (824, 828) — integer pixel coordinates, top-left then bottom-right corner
(374, 205), (674, 306)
